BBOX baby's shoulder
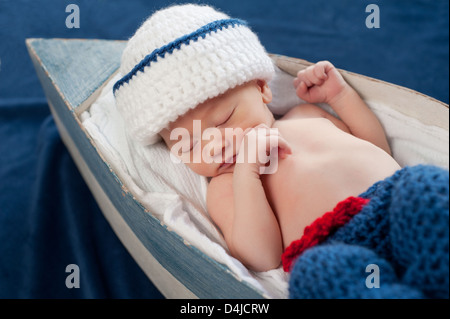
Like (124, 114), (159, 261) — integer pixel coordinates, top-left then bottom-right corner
(278, 103), (328, 122)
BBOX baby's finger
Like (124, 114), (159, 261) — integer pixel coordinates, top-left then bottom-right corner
(265, 134), (291, 157)
(296, 70), (312, 87)
(243, 127), (253, 136)
(254, 123), (270, 130)
(316, 61), (334, 74)
(295, 81), (310, 100)
(305, 65), (324, 86)
(313, 63), (328, 81)
(296, 69), (305, 79)
(276, 136), (292, 155)
(265, 128), (280, 137)
(278, 147), (290, 159)
(304, 70), (322, 86)
(252, 124), (270, 136)
(303, 77), (313, 87)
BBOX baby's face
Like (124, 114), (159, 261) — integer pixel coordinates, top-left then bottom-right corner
(160, 80), (274, 177)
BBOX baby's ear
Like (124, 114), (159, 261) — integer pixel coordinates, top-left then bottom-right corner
(257, 80), (273, 104)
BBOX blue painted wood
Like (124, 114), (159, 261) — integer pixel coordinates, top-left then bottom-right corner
(26, 38), (264, 299)
(30, 39), (126, 110)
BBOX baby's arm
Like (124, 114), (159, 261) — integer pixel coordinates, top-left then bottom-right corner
(207, 126), (291, 272)
(294, 61), (391, 155)
(208, 172), (282, 272)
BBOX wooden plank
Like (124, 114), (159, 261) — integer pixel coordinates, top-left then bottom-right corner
(50, 98), (197, 299)
(28, 38), (126, 111)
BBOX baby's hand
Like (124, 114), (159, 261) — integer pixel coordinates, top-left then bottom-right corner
(236, 124), (292, 175)
(293, 61), (349, 105)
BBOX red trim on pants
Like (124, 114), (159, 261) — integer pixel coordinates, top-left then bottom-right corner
(282, 196), (370, 272)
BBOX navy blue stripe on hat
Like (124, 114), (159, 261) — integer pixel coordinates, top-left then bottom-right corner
(113, 18), (247, 95)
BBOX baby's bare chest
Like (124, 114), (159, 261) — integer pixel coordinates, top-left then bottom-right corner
(263, 118), (399, 242)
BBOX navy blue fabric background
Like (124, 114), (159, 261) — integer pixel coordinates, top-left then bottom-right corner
(0, 0), (448, 298)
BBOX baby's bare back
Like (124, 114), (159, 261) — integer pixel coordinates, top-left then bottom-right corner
(262, 117), (401, 249)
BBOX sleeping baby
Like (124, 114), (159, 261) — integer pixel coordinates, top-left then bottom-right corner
(114, 4), (449, 298)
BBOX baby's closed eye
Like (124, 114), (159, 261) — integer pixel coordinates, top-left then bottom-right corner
(216, 106), (236, 127)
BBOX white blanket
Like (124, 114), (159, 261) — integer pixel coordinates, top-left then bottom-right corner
(81, 67), (448, 299)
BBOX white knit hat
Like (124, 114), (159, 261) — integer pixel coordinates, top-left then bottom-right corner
(114, 4), (275, 145)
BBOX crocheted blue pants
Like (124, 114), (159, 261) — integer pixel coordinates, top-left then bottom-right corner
(289, 165), (449, 299)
